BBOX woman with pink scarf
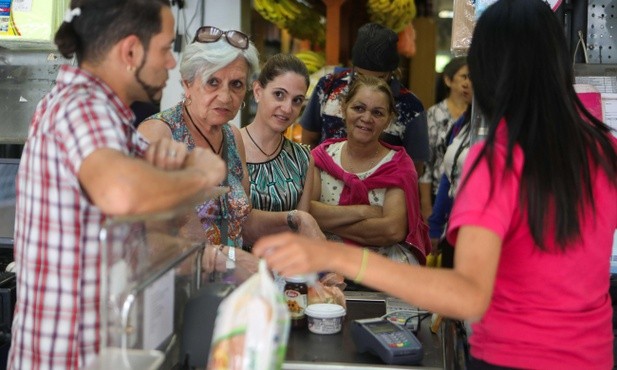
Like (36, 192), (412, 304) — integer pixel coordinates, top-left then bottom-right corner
(309, 75), (429, 265)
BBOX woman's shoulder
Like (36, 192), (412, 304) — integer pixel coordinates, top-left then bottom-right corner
(393, 85), (424, 112)
(319, 139), (344, 154)
(428, 99), (448, 112)
(285, 138), (311, 155)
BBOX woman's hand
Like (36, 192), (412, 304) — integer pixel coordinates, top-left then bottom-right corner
(253, 232), (333, 277)
(201, 245), (226, 274)
(233, 247), (259, 281)
(294, 210), (326, 240)
(201, 245), (258, 283)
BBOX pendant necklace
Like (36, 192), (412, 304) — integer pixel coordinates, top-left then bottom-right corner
(345, 143), (380, 173)
(245, 126), (283, 158)
(184, 105), (223, 154)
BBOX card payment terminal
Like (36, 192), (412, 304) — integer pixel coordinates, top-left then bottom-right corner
(351, 317), (423, 365)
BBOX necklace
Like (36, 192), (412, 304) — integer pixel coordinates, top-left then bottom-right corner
(345, 143), (380, 173)
(245, 126), (283, 158)
(184, 105), (223, 154)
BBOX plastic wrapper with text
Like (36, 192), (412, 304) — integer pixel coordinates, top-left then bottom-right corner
(207, 260), (290, 370)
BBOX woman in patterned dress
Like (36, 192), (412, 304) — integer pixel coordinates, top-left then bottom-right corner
(139, 27), (322, 254)
(419, 56), (472, 221)
(241, 54), (322, 248)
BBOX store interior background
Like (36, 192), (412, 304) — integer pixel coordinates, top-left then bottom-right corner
(161, 0), (458, 129)
(0, 1), (616, 368)
(0, 0), (607, 157)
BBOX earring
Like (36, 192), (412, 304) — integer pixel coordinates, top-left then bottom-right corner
(184, 96), (192, 106)
(127, 65), (135, 73)
(241, 101), (246, 109)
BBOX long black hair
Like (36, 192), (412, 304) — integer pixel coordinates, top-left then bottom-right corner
(435, 56), (467, 103)
(54, 0), (170, 64)
(465, 0), (617, 250)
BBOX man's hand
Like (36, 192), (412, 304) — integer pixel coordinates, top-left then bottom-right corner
(185, 147), (227, 187)
(144, 137), (188, 170)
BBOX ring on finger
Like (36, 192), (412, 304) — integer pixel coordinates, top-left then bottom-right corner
(167, 149), (177, 158)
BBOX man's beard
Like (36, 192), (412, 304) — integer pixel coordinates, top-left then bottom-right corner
(134, 60), (166, 105)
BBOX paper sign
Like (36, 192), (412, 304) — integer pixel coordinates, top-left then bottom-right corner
(11, 0), (32, 12)
(143, 270), (175, 350)
(601, 93), (617, 137)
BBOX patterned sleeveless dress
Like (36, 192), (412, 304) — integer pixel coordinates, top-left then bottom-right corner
(246, 138), (310, 212)
(149, 102), (251, 247)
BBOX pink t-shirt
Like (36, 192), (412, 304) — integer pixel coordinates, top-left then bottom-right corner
(447, 121), (617, 369)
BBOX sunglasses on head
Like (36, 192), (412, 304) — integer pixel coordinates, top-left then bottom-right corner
(193, 26), (249, 50)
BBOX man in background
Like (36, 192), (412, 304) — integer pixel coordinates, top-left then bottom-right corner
(300, 22), (429, 175)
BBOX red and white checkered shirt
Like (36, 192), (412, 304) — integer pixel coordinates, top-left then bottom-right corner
(8, 65), (148, 370)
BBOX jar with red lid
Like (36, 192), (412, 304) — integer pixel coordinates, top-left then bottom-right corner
(284, 276), (308, 329)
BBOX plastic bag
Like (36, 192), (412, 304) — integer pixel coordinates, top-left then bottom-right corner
(451, 0), (475, 56)
(376, 243), (420, 265)
(207, 260), (290, 370)
(307, 273), (347, 309)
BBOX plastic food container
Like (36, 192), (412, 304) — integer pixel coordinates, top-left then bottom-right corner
(305, 303), (346, 334)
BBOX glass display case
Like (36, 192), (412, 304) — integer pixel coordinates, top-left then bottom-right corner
(87, 187), (250, 370)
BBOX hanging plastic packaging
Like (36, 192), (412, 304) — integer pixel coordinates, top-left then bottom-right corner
(451, 0), (475, 56)
(207, 260), (290, 370)
(0, 0), (70, 49)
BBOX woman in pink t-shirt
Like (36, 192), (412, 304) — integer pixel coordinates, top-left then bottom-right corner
(253, 1), (617, 368)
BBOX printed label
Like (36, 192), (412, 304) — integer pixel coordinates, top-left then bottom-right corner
(0, 0), (11, 34)
(285, 289), (307, 319)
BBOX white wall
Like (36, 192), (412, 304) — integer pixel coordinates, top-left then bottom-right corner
(161, 0), (245, 126)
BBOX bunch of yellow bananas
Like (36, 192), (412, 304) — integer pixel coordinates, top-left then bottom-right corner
(294, 50), (326, 74)
(367, 0), (416, 33)
(254, 0), (325, 45)
(425, 252), (442, 268)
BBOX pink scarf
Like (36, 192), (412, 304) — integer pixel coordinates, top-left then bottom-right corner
(312, 138), (430, 263)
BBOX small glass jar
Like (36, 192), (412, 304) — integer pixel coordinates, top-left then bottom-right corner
(284, 276), (308, 329)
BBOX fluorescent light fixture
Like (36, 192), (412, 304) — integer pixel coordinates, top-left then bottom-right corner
(438, 10), (454, 19)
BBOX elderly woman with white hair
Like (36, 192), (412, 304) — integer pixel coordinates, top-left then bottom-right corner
(139, 26), (322, 256)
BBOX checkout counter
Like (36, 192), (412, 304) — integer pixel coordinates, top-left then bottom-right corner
(284, 291), (458, 370)
(88, 197), (465, 370)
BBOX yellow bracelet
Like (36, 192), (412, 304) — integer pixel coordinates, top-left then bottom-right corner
(353, 248), (369, 284)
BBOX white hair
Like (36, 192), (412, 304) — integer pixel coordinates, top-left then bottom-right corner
(179, 38), (260, 86)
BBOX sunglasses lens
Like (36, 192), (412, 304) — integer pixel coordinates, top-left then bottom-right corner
(193, 27), (248, 49)
(196, 26), (222, 43)
(226, 31), (249, 49)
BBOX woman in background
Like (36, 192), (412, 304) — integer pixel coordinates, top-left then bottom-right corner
(428, 107), (472, 266)
(139, 26), (258, 251)
(242, 54), (316, 215)
(300, 22), (429, 176)
(310, 74), (429, 265)
(139, 27), (320, 254)
(420, 56), (472, 220)
(254, 1), (617, 368)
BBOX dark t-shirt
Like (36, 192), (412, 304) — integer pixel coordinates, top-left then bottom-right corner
(299, 69), (429, 162)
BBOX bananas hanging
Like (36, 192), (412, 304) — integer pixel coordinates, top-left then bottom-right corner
(294, 50), (326, 74)
(254, 0), (325, 45)
(367, 0), (416, 33)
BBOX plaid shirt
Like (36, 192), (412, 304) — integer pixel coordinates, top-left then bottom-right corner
(9, 65), (148, 370)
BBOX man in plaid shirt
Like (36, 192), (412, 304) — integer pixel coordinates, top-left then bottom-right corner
(8, 1), (226, 369)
